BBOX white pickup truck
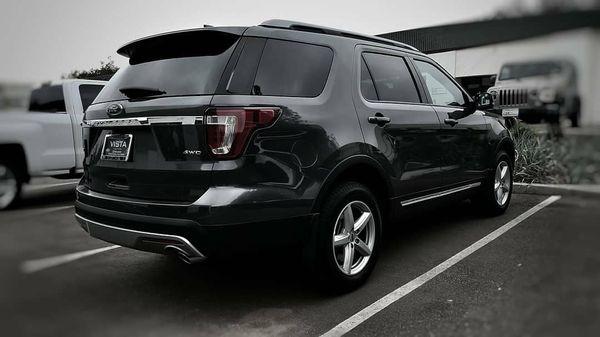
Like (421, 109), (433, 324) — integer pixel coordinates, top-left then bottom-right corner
(0, 79), (106, 209)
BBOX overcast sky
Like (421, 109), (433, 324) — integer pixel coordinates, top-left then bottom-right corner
(1, 0), (530, 84)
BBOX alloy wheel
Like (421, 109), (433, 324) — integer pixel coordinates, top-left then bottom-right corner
(332, 200), (376, 276)
(494, 161), (511, 206)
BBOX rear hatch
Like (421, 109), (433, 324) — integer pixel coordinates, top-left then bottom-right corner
(82, 28), (243, 202)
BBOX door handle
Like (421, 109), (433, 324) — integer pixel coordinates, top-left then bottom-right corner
(368, 114), (391, 126)
(444, 118), (459, 126)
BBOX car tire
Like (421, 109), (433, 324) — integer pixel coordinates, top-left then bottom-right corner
(0, 162), (22, 210)
(475, 151), (513, 216)
(307, 182), (382, 292)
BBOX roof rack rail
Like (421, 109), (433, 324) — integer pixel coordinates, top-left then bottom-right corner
(260, 19), (420, 52)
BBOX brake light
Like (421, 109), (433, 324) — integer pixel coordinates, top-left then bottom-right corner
(206, 107), (280, 158)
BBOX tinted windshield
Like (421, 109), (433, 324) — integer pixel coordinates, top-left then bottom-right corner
(94, 31), (239, 104)
(498, 62), (562, 80)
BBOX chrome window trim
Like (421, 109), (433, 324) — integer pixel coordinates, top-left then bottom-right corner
(401, 182), (482, 206)
(83, 116), (204, 127)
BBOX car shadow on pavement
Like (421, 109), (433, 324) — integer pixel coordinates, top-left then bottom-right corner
(112, 199), (485, 304)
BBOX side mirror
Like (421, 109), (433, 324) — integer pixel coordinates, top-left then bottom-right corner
(476, 92), (494, 111)
(461, 92), (493, 117)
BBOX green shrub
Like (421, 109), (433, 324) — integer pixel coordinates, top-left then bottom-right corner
(512, 123), (569, 184)
(512, 123), (600, 184)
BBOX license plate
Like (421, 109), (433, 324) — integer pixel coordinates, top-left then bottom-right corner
(502, 108), (519, 117)
(101, 134), (133, 161)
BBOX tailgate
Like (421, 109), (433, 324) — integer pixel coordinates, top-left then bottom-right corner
(83, 98), (213, 203)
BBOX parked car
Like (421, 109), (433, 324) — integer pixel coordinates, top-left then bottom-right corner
(487, 59), (580, 127)
(75, 20), (514, 290)
(0, 79), (105, 209)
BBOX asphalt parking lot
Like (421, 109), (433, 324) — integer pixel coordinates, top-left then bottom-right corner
(1, 184), (599, 337)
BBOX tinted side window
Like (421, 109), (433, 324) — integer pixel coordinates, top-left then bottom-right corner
(28, 85), (66, 112)
(226, 37), (266, 94)
(79, 84), (104, 111)
(414, 60), (466, 106)
(253, 39), (333, 97)
(360, 57), (378, 101)
(362, 53), (420, 103)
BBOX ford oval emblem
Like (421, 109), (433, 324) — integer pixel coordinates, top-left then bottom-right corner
(106, 103), (124, 117)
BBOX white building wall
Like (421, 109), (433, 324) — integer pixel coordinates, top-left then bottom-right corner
(430, 28), (600, 125)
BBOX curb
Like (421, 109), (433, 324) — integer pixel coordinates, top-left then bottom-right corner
(514, 182), (600, 197)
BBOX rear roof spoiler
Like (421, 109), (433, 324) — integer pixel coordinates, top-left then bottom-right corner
(117, 26), (247, 58)
(116, 20), (420, 58)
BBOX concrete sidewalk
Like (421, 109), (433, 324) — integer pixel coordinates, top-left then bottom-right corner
(514, 182), (600, 197)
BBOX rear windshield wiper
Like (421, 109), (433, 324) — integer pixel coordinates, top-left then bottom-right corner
(119, 86), (166, 99)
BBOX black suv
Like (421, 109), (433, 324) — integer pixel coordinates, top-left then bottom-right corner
(76, 20), (514, 289)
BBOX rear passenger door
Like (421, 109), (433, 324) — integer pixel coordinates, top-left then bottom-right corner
(352, 46), (443, 200)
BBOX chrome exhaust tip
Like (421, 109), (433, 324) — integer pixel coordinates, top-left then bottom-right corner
(164, 245), (205, 264)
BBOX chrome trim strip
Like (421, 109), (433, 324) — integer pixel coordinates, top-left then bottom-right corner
(76, 185), (196, 207)
(401, 182), (482, 206)
(83, 116), (204, 127)
(75, 214), (205, 259)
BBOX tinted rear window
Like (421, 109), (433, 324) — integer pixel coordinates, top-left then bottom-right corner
(79, 84), (104, 111)
(94, 31), (240, 104)
(363, 53), (420, 103)
(252, 39), (333, 97)
(28, 85), (66, 112)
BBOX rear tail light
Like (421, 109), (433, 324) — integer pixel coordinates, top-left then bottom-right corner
(206, 107), (280, 158)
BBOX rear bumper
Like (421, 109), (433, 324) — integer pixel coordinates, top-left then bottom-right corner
(74, 185), (318, 258)
(76, 213), (206, 262)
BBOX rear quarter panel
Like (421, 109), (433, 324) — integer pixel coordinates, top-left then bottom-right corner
(209, 29), (365, 217)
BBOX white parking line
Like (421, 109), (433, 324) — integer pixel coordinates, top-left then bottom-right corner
(24, 181), (79, 192)
(29, 205), (74, 214)
(20, 245), (120, 274)
(321, 195), (561, 337)
(2, 205), (74, 218)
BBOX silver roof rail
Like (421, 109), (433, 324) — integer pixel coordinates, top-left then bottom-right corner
(260, 19), (420, 52)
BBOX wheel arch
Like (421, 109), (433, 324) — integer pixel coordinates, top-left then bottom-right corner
(0, 143), (30, 183)
(311, 155), (393, 216)
(495, 137), (516, 167)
